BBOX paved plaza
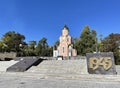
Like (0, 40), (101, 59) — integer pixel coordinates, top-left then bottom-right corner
(0, 59), (120, 88)
(0, 75), (120, 88)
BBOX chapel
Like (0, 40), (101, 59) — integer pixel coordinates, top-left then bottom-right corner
(53, 25), (77, 57)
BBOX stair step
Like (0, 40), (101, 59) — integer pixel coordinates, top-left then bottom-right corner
(27, 59), (88, 74)
(0, 61), (18, 72)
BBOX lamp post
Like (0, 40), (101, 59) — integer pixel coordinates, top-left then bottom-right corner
(95, 37), (98, 53)
(19, 44), (23, 56)
(116, 40), (120, 57)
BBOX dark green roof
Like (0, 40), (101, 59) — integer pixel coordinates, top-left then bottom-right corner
(63, 25), (69, 31)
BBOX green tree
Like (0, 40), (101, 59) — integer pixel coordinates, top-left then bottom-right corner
(29, 40), (36, 50)
(54, 40), (59, 46)
(53, 40), (59, 51)
(101, 33), (120, 64)
(1, 31), (25, 53)
(91, 30), (97, 52)
(36, 41), (42, 56)
(73, 37), (80, 55)
(0, 41), (3, 52)
(98, 34), (104, 52)
(48, 46), (53, 56)
(77, 26), (97, 55)
(36, 37), (52, 56)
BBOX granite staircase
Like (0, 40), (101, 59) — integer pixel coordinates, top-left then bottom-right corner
(26, 59), (88, 75)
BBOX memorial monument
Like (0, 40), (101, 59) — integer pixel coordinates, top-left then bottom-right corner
(86, 52), (117, 75)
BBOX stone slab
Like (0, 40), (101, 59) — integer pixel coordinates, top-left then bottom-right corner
(0, 61), (18, 72)
(86, 52), (117, 75)
(6, 57), (42, 72)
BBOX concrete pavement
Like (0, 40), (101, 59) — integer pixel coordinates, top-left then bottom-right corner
(0, 76), (120, 88)
(0, 59), (120, 88)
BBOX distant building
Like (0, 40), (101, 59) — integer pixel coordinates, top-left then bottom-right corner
(53, 25), (77, 57)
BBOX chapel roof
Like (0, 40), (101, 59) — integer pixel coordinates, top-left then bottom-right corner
(63, 25), (69, 31)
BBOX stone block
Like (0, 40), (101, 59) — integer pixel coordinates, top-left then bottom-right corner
(6, 57), (42, 72)
(86, 52), (117, 75)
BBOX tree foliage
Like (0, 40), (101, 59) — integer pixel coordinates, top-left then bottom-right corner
(36, 37), (53, 56)
(1, 31), (25, 52)
(74, 26), (97, 55)
(101, 33), (120, 64)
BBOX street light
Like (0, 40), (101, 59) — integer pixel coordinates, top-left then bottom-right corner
(19, 43), (23, 48)
(95, 37), (98, 53)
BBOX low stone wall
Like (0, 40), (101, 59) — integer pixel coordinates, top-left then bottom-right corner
(0, 52), (17, 60)
(39, 56), (86, 60)
(63, 56), (86, 60)
(39, 57), (56, 60)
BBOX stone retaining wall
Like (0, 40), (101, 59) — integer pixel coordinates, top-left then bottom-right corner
(39, 56), (86, 60)
(0, 52), (17, 60)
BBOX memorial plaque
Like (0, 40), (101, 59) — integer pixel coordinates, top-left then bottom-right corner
(86, 52), (117, 75)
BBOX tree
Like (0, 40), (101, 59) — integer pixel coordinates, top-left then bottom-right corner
(39, 37), (48, 49)
(1, 31), (25, 53)
(19, 41), (37, 56)
(98, 34), (104, 52)
(73, 37), (80, 55)
(99, 34), (103, 41)
(54, 40), (59, 46)
(36, 41), (42, 56)
(101, 33), (120, 64)
(77, 26), (97, 55)
(53, 40), (59, 50)
(91, 30), (97, 52)
(48, 46), (53, 56)
(0, 41), (3, 52)
(36, 37), (52, 56)
(29, 40), (36, 50)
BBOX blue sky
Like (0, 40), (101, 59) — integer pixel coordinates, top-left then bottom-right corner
(0, 0), (120, 45)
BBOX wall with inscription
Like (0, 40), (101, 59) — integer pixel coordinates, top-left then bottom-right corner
(86, 52), (117, 75)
